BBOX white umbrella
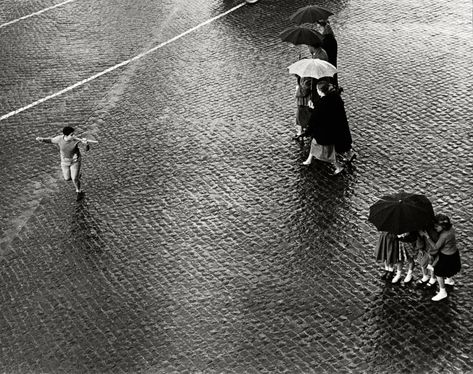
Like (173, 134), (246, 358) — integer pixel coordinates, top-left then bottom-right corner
(288, 58), (337, 79)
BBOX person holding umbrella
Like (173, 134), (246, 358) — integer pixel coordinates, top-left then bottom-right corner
(317, 20), (338, 86)
(287, 6), (332, 63)
(293, 75), (313, 141)
(317, 20), (337, 67)
(369, 192), (436, 281)
(301, 81), (345, 175)
(419, 214), (461, 301)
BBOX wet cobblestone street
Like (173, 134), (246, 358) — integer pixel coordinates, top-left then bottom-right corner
(1, 0), (472, 373)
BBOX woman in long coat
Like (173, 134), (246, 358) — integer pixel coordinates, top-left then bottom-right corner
(318, 21), (337, 67)
(302, 81), (345, 175)
(329, 87), (355, 162)
(318, 20), (338, 86)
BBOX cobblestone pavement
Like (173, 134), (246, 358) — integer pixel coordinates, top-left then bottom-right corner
(1, 0), (472, 373)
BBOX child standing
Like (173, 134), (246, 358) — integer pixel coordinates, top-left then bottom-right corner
(420, 214), (461, 301)
(394, 232), (418, 283)
(375, 232), (399, 281)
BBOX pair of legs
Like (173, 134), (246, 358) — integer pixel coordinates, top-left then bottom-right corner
(303, 153), (344, 174)
(422, 265), (454, 301)
(294, 105), (311, 140)
(392, 260), (414, 284)
(418, 264), (432, 284)
(430, 274), (455, 300)
(61, 159), (82, 193)
(303, 141), (344, 175)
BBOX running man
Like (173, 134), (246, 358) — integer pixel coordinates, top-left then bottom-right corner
(36, 126), (90, 198)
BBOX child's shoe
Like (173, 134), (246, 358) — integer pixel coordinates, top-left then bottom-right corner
(391, 271), (402, 284)
(403, 271), (413, 283)
(432, 288), (448, 301)
(417, 275), (430, 284)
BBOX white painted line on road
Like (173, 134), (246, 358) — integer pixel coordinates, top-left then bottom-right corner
(0, 0), (77, 29)
(0, 2), (247, 122)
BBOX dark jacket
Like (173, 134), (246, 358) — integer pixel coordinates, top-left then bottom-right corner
(322, 34), (338, 67)
(331, 93), (352, 153)
(305, 95), (337, 145)
(305, 91), (352, 152)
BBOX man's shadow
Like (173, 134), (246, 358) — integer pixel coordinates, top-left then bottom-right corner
(69, 201), (107, 256)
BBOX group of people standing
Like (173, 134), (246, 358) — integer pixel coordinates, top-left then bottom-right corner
(375, 214), (462, 301)
(292, 21), (462, 302)
(292, 20), (356, 176)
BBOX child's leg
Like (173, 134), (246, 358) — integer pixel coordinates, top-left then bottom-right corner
(403, 260), (414, 283)
(392, 263), (403, 283)
(418, 265), (430, 283)
(432, 277), (448, 301)
(427, 267), (436, 285)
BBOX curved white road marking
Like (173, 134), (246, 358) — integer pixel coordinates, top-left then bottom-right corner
(0, 0), (77, 29)
(0, 2), (247, 122)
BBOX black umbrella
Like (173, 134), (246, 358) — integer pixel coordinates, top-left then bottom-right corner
(368, 192), (435, 235)
(290, 6), (333, 25)
(279, 26), (323, 47)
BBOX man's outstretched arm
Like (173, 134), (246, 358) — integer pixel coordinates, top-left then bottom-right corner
(36, 136), (53, 143)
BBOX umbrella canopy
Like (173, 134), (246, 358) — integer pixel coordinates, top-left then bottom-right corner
(290, 6), (333, 24)
(279, 26), (322, 47)
(368, 192), (435, 235)
(288, 58), (337, 79)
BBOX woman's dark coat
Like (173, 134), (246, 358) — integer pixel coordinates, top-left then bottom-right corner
(305, 91), (352, 152)
(322, 34), (338, 67)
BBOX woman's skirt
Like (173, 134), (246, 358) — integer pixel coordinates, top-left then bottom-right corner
(398, 241), (416, 262)
(296, 105), (312, 131)
(309, 139), (336, 163)
(375, 232), (399, 266)
(434, 251), (461, 278)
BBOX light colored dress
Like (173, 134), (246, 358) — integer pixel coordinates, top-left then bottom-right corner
(309, 140), (336, 163)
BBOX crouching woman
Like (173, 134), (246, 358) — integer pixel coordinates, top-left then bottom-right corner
(420, 214), (461, 301)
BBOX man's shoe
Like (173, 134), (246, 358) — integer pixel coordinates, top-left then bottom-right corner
(432, 289), (448, 301)
(444, 278), (455, 286)
(302, 160), (312, 166)
(76, 191), (85, 201)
